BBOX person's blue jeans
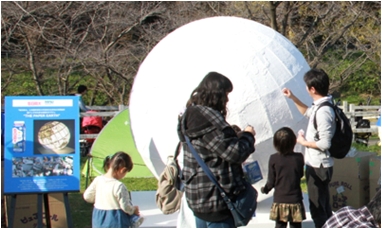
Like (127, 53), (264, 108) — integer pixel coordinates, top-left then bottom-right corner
(195, 215), (235, 228)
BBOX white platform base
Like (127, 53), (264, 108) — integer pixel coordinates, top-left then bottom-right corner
(131, 191), (315, 228)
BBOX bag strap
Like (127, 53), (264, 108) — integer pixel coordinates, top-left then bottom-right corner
(174, 141), (182, 159)
(184, 135), (234, 208)
(313, 101), (334, 130)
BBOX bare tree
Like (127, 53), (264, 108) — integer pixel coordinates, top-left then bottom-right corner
(2, 2), (48, 95)
(225, 1), (380, 94)
(2, 2), (225, 104)
(1, 1), (380, 102)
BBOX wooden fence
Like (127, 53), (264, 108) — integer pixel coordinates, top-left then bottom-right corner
(79, 105), (126, 140)
(79, 102), (381, 140)
(339, 101), (380, 134)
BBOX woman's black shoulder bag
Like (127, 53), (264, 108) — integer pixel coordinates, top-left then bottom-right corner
(184, 135), (258, 227)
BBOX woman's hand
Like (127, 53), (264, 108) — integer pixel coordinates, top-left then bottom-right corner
(244, 125), (256, 136)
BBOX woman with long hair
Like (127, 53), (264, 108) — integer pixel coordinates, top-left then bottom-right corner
(178, 72), (256, 228)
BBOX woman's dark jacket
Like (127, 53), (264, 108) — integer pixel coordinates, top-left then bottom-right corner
(177, 105), (255, 222)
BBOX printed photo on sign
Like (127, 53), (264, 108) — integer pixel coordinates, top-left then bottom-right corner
(12, 156), (74, 178)
(33, 120), (75, 155)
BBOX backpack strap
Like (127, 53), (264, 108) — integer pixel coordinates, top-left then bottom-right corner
(313, 101), (334, 130)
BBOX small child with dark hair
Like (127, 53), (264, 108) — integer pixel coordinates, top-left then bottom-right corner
(83, 152), (144, 228)
(261, 127), (306, 228)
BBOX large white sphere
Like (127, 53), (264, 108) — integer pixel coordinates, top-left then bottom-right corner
(129, 16), (312, 183)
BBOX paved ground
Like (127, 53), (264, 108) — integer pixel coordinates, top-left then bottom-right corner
(131, 191), (315, 228)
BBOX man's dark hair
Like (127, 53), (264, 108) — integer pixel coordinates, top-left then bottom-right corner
(367, 188), (381, 226)
(77, 85), (88, 94)
(273, 127), (296, 155)
(303, 68), (330, 96)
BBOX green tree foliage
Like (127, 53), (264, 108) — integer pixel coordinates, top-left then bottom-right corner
(1, 2), (380, 105)
(342, 60), (381, 96)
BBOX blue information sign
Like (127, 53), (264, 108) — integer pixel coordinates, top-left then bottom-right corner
(4, 96), (80, 194)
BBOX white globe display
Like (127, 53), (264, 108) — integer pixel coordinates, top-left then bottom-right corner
(129, 16), (312, 183)
(38, 121), (71, 150)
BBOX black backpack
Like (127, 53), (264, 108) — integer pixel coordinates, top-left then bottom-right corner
(313, 101), (353, 159)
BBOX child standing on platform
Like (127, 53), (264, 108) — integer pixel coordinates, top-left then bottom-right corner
(83, 152), (144, 228)
(261, 127), (306, 228)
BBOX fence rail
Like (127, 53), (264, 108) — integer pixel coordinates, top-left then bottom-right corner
(79, 105), (126, 139)
(78, 102), (380, 140)
(339, 101), (380, 134)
